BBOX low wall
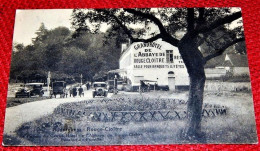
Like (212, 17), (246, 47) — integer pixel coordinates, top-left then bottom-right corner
(204, 81), (251, 92)
(205, 68), (226, 78)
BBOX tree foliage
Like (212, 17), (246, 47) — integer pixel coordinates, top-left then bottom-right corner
(10, 23), (126, 83)
(71, 8), (244, 58)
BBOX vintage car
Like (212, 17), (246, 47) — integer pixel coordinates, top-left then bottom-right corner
(51, 81), (66, 98)
(15, 83), (44, 98)
(92, 82), (108, 98)
(107, 80), (124, 93)
(25, 83), (44, 97)
(15, 88), (31, 98)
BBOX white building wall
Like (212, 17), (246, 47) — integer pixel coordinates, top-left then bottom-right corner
(205, 68), (226, 78)
(119, 39), (189, 88)
(119, 47), (132, 69)
(233, 67), (249, 76)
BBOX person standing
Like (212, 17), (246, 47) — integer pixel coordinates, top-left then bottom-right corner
(69, 87), (73, 97)
(78, 86), (83, 97)
(65, 89), (68, 98)
(147, 83), (150, 92)
(155, 82), (158, 90)
(140, 80), (145, 93)
(72, 87), (77, 97)
(86, 82), (90, 90)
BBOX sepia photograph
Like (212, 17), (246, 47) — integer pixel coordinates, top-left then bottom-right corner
(3, 7), (257, 146)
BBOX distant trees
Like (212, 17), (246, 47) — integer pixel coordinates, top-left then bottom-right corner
(10, 23), (126, 83)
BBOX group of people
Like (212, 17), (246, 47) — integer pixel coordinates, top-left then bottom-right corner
(64, 83), (92, 98)
(68, 86), (84, 97)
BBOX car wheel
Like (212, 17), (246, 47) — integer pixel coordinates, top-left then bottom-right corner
(93, 92), (95, 98)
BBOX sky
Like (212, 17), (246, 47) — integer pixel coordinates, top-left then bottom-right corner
(13, 8), (242, 46)
(13, 9), (73, 46)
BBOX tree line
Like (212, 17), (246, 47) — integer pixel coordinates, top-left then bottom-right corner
(10, 23), (128, 83)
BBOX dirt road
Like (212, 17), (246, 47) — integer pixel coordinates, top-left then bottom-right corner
(4, 89), (113, 136)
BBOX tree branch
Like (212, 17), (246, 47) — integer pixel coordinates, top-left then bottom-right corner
(132, 34), (162, 43)
(187, 8), (195, 32)
(124, 8), (179, 46)
(100, 9), (163, 43)
(204, 37), (245, 62)
(198, 8), (205, 23)
(197, 11), (242, 33)
(96, 9), (134, 41)
(124, 8), (167, 34)
(113, 15), (135, 40)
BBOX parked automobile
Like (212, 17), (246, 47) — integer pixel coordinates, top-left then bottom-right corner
(51, 81), (66, 98)
(107, 80), (114, 93)
(15, 88), (30, 98)
(107, 80), (124, 93)
(15, 83), (44, 97)
(92, 82), (108, 98)
(25, 83), (44, 97)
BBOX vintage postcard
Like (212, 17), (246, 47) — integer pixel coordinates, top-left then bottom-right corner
(3, 8), (257, 146)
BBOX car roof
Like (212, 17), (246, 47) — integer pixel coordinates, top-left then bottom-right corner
(93, 82), (106, 84)
(25, 83), (44, 86)
(53, 81), (66, 83)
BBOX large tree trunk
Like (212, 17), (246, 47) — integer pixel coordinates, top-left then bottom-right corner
(186, 70), (206, 138)
(176, 33), (206, 140)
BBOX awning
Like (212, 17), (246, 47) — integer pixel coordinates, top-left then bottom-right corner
(108, 69), (127, 73)
(141, 80), (157, 82)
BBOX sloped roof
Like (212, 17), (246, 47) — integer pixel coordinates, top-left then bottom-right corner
(222, 60), (233, 67)
(225, 54), (248, 67)
(205, 55), (225, 68)
(205, 54), (249, 68)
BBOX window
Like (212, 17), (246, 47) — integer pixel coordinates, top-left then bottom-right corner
(166, 50), (173, 63)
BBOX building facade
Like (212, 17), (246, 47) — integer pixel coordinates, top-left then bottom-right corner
(118, 39), (189, 91)
(221, 54), (249, 76)
(205, 53), (249, 79)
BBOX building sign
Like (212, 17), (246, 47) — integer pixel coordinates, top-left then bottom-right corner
(133, 42), (184, 69)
